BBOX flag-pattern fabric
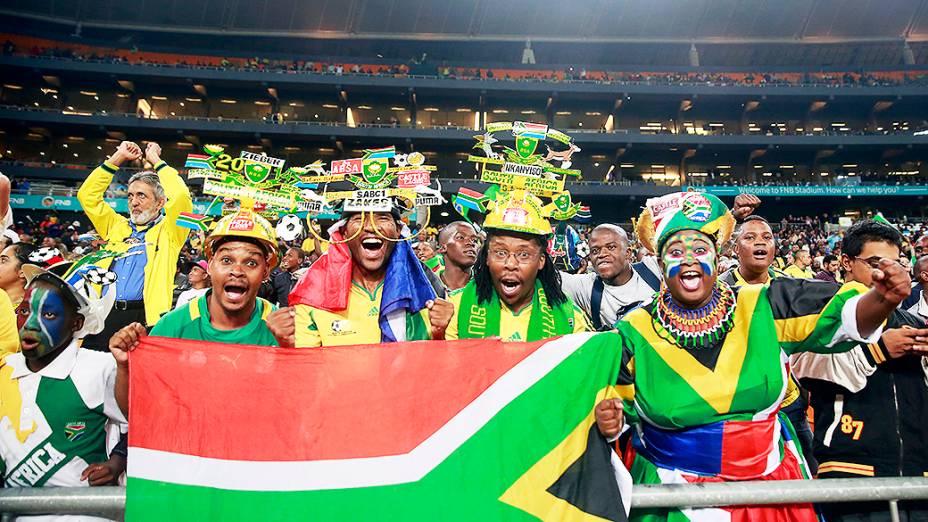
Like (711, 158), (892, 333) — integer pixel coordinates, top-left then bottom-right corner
(126, 334), (630, 521)
(176, 212), (211, 232)
(184, 154), (212, 170)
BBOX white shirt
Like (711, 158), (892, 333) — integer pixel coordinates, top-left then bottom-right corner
(1, 341), (126, 522)
(905, 290), (928, 323)
(560, 256), (662, 329)
(175, 287), (209, 309)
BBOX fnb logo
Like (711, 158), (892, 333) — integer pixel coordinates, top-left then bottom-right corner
(229, 218), (255, 232)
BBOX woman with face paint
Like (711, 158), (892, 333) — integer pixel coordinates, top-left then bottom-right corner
(594, 192), (912, 522)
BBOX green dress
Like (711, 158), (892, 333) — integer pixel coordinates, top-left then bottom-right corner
(613, 278), (875, 521)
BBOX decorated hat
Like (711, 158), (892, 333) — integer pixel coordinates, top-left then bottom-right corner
(205, 209), (279, 267)
(459, 121), (585, 237)
(635, 191), (734, 254)
(21, 264), (108, 338)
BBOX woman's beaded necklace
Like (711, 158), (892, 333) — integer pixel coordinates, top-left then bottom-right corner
(651, 281), (736, 350)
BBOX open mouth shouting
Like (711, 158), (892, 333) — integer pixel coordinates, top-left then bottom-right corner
(679, 268), (704, 292)
(222, 281), (249, 306)
(359, 236), (387, 259)
(498, 275), (524, 300)
(751, 247), (769, 261)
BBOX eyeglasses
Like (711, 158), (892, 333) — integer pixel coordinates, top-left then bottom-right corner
(853, 256), (902, 269)
(489, 249), (539, 265)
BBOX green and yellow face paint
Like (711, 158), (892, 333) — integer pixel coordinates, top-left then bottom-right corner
(661, 230), (717, 281)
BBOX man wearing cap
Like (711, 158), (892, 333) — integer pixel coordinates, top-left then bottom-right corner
(109, 209), (291, 355)
(2, 264), (127, 496)
(78, 141), (192, 351)
(289, 210), (454, 347)
(174, 259), (209, 309)
(444, 190), (591, 342)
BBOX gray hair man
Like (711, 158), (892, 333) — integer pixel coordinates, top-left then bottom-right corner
(77, 141), (192, 350)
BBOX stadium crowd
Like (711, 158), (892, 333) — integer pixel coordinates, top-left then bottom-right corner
(6, 35), (928, 89)
(1, 141), (927, 522)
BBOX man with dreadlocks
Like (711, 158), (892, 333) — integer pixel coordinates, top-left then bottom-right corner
(444, 189), (590, 342)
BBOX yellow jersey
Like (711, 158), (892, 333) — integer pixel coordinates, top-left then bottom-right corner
(294, 281), (432, 347)
(444, 291), (591, 342)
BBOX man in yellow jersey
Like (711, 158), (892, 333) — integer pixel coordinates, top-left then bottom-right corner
(445, 189), (590, 342)
(290, 209), (453, 347)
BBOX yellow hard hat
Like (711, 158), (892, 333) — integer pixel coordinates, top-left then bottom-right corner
(204, 209), (279, 267)
(482, 189), (552, 236)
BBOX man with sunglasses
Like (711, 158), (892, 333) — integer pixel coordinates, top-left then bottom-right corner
(793, 220), (928, 521)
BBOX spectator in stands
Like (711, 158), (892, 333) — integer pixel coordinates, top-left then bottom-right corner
(815, 254), (843, 284)
(793, 220), (928, 522)
(3, 265), (127, 490)
(436, 221), (479, 294)
(0, 242), (36, 307)
(174, 259), (209, 309)
(77, 141), (192, 351)
(784, 249), (814, 278)
(907, 255), (928, 322)
(560, 224), (661, 330)
(271, 247), (304, 308)
(720, 215), (787, 286)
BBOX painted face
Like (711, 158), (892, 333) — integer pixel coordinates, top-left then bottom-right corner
(661, 230), (718, 308)
(15, 281), (79, 359)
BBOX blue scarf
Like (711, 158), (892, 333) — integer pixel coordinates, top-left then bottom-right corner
(378, 240), (436, 342)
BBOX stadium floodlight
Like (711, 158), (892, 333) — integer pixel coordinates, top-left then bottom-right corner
(322, 104), (339, 109)
(716, 165), (731, 169)
(842, 164), (858, 168)
(151, 95), (168, 100)
(220, 99), (237, 104)
(620, 164), (634, 168)
(423, 107), (439, 112)
(2, 84), (22, 90)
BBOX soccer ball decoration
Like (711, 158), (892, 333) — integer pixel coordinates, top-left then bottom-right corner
(82, 266), (119, 286)
(276, 214), (304, 242)
(575, 240), (590, 259)
(29, 247), (61, 264)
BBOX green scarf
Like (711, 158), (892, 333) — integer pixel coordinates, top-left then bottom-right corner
(457, 280), (574, 341)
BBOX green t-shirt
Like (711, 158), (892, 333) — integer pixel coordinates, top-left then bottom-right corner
(151, 291), (279, 346)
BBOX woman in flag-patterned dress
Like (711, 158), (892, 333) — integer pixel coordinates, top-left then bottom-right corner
(595, 192), (911, 522)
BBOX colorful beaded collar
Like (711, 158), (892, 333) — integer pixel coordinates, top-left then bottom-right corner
(651, 282), (736, 350)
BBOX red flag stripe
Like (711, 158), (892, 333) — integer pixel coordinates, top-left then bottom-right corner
(129, 336), (545, 462)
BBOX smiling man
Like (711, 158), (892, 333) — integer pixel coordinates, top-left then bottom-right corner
(290, 209), (453, 347)
(3, 265), (127, 499)
(445, 190), (590, 342)
(560, 224), (661, 330)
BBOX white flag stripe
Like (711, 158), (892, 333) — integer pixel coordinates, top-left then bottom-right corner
(129, 333), (597, 491)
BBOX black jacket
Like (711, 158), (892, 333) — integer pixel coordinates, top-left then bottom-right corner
(799, 309), (928, 478)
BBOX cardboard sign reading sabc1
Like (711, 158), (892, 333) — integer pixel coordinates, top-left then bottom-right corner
(397, 170), (431, 188)
(343, 189), (392, 212)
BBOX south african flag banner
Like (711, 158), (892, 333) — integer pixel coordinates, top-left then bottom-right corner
(126, 334), (631, 521)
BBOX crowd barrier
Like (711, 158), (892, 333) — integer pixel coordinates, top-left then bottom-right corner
(1, 477), (927, 521)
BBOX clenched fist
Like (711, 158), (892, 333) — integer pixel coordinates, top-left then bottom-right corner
(871, 258), (912, 306)
(595, 398), (624, 439)
(266, 307), (296, 348)
(427, 298), (454, 340)
(108, 322), (147, 368)
(109, 141), (142, 167)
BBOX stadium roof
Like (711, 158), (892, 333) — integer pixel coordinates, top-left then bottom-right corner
(2, 0), (928, 44)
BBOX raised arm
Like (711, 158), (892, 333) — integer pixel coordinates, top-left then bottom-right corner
(144, 142), (193, 246)
(78, 141), (139, 238)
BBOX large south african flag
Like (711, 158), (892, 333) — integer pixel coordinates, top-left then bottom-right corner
(126, 334), (630, 521)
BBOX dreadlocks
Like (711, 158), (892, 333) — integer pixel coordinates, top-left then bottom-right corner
(472, 229), (568, 307)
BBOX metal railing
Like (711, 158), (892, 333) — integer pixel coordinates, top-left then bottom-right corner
(1, 478), (927, 520)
